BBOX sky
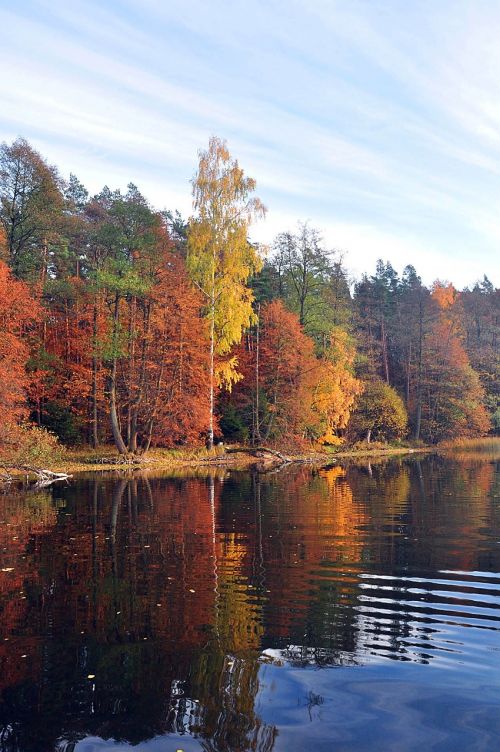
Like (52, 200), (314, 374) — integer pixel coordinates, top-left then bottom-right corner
(1, 0), (499, 287)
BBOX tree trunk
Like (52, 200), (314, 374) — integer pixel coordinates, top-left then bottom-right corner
(109, 295), (127, 455)
(109, 357), (127, 454)
(126, 296), (137, 451)
(92, 302), (99, 448)
(207, 307), (215, 450)
(381, 317), (390, 384)
(254, 305), (261, 445)
(414, 295), (423, 441)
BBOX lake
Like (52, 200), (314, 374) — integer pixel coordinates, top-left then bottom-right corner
(0, 450), (499, 751)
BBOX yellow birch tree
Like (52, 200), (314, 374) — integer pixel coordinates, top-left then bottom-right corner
(187, 137), (266, 448)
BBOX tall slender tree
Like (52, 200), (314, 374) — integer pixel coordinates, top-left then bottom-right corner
(187, 136), (266, 448)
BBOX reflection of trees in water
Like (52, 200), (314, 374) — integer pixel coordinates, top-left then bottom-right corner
(0, 455), (499, 750)
(343, 456), (500, 665)
(0, 475), (277, 752)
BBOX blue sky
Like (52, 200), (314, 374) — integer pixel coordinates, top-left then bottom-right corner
(1, 0), (499, 286)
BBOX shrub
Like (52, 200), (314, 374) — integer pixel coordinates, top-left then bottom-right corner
(0, 422), (66, 467)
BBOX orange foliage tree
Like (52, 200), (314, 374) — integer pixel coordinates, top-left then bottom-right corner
(417, 282), (490, 441)
(31, 276), (107, 444)
(223, 302), (362, 445)
(0, 261), (41, 428)
(224, 301), (319, 443)
(313, 328), (363, 445)
(123, 252), (211, 449)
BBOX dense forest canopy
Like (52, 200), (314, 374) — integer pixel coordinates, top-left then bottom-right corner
(0, 136), (498, 461)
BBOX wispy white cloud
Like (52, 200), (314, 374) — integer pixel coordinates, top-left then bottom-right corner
(0, 0), (498, 287)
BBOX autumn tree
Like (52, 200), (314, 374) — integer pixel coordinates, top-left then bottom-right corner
(0, 261), (48, 464)
(91, 184), (163, 453)
(313, 328), (363, 445)
(461, 277), (500, 431)
(117, 250), (210, 450)
(0, 261), (41, 427)
(223, 301), (319, 442)
(187, 136), (266, 448)
(416, 282), (490, 442)
(33, 276), (105, 444)
(347, 379), (408, 443)
(392, 266), (431, 439)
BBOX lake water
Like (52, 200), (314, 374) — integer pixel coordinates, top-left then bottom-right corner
(0, 450), (499, 751)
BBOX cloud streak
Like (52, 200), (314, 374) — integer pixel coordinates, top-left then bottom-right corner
(0, 0), (498, 286)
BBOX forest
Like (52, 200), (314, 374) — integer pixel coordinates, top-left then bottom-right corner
(0, 135), (498, 466)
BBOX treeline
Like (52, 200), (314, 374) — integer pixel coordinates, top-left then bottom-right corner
(0, 136), (498, 460)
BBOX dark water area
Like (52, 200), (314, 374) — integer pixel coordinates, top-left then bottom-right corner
(0, 451), (499, 751)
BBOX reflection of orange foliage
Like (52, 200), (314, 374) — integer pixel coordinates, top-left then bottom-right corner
(429, 460), (494, 571)
(261, 467), (367, 640)
(20, 478), (221, 648)
(0, 490), (57, 694)
(319, 466), (369, 540)
(217, 533), (264, 651)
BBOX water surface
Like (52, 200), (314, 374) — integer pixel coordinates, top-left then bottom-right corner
(0, 451), (499, 751)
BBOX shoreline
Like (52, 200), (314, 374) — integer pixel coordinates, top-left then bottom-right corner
(28, 443), (434, 477)
(0, 437), (500, 487)
(4, 438), (499, 481)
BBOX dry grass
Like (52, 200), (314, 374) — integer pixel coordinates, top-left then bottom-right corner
(438, 437), (500, 452)
(437, 436), (500, 462)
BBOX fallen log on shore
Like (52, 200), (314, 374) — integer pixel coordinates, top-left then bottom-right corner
(0, 463), (72, 486)
(225, 446), (292, 463)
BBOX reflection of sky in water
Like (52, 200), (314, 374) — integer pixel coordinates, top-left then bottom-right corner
(69, 738), (204, 750)
(257, 662), (500, 751)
